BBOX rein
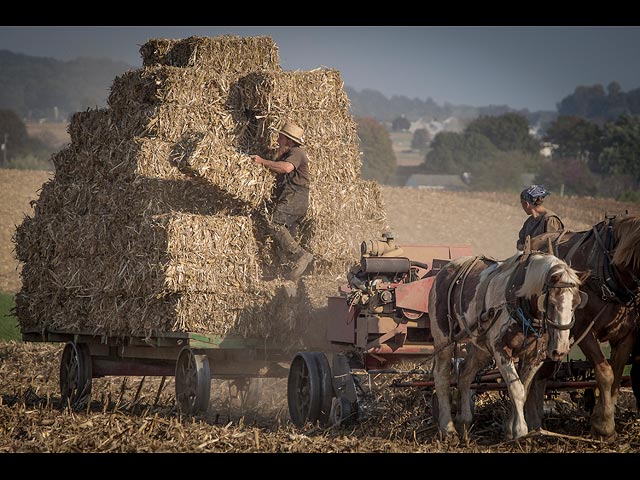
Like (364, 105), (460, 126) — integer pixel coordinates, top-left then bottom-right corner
(505, 255), (578, 339)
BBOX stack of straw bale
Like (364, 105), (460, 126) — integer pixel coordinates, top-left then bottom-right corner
(14, 36), (386, 342)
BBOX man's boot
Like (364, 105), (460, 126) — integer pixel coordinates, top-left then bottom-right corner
(289, 250), (313, 280)
(271, 223), (313, 279)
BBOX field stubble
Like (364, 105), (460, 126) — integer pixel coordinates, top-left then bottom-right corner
(2, 169), (640, 452)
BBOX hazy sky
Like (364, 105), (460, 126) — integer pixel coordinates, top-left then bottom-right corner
(1, 26), (639, 111)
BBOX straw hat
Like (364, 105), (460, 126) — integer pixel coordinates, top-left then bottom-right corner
(274, 121), (305, 145)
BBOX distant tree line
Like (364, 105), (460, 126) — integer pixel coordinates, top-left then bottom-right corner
(345, 86), (553, 127)
(419, 111), (640, 201)
(539, 113), (640, 200)
(348, 82), (640, 133)
(0, 50), (132, 121)
(557, 82), (640, 124)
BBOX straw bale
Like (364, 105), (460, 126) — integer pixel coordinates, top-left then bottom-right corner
(16, 278), (301, 340)
(18, 208), (264, 286)
(299, 179), (387, 275)
(140, 36), (281, 73)
(107, 66), (273, 150)
(67, 109), (114, 146)
(239, 69), (354, 118)
(61, 112), (274, 194)
(51, 146), (273, 215)
(108, 66), (235, 110)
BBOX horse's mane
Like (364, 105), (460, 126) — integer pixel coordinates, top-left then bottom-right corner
(517, 253), (581, 299)
(612, 215), (640, 270)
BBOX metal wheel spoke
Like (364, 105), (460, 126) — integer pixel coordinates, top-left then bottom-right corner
(175, 347), (211, 414)
(59, 342), (92, 411)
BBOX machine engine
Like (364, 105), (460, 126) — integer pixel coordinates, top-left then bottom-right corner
(345, 232), (430, 320)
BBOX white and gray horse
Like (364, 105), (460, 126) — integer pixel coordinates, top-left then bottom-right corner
(428, 251), (587, 439)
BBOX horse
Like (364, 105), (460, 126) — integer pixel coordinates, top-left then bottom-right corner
(525, 214), (640, 438)
(428, 251), (587, 439)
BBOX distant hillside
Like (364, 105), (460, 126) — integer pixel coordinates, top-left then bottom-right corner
(0, 50), (134, 121)
(345, 86), (557, 130)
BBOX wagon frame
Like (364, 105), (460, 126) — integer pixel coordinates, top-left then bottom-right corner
(22, 328), (295, 414)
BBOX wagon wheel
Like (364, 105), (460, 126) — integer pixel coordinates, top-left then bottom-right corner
(60, 342), (92, 410)
(175, 347), (211, 415)
(228, 377), (263, 410)
(287, 351), (334, 428)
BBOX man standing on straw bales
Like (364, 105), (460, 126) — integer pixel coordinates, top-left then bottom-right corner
(252, 121), (313, 280)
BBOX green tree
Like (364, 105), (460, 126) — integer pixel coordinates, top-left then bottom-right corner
(0, 109), (29, 161)
(356, 117), (397, 183)
(536, 157), (598, 197)
(543, 115), (602, 164)
(597, 114), (640, 181)
(466, 113), (540, 154)
(410, 128), (430, 151)
(557, 84), (608, 122)
(391, 115), (411, 132)
(424, 131), (498, 174)
(471, 151), (531, 191)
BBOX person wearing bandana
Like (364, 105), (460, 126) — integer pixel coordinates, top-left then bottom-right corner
(516, 185), (565, 251)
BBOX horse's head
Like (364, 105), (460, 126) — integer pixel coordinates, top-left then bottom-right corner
(518, 254), (588, 361)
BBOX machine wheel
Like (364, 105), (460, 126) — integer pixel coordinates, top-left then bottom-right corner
(312, 352), (334, 427)
(330, 396), (353, 426)
(60, 342), (92, 410)
(287, 351), (334, 428)
(228, 378), (263, 410)
(175, 347), (211, 414)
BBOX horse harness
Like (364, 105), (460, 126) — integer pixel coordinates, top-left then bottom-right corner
(446, 252), (575, 345)
(539, 215), (640, 349)
(589, 216), (640, 307)
(505, 252), (577, 339)
(545, 215), (640, 308)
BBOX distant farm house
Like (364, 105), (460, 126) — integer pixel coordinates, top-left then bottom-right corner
(410, 117), (465, 136)
(405, 174), (469, 190)
(540, 142), (556, 158)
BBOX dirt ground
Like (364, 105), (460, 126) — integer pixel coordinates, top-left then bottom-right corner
(0, 169), (52, 293)
(2, 342), (640, 453)
(2, 168), (640, 452)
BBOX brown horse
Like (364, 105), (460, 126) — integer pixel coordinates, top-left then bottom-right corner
(526, 214), (640, 438)
(429, 251), (586, 439)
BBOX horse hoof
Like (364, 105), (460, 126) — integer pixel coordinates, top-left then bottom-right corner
(590, 427), (617, 442)
(590, 418), (616, 439)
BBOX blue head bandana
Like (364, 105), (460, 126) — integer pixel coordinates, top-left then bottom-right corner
(520, 185), (549, 203)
